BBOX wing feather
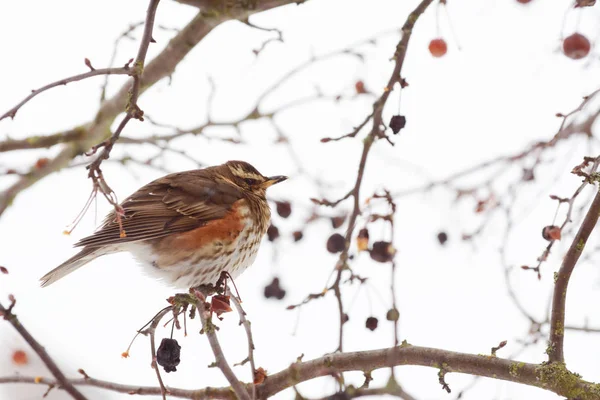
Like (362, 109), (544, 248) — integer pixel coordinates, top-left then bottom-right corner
(75, 169), (243, 248)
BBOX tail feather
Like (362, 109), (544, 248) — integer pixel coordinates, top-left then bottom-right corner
(40, 247), (103, 287)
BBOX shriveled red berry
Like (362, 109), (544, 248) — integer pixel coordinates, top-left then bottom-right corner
(355, 80), (367, 94)
(267, 224), (280, 241)
(0, 266), (8, 274)
(264, 277), (286, 300)
(35, 157), (49, 169)
(331, 215), (346, 229)
(575, 0), (596, 7)
(156, 338), (181, 373)
(327, 233), (346, 253)
(276, 201), (292, 218)
(12, 350), (28, 366)
(366, 317), (378, 331)
(370, 241), (396, 263)
(211, 295), (232, 317)
(292, 231), (303, 242)
(542, 225), (561, 241)
(563, 33), (591, 60)
(516, 0), (532, 3)
(428, 38), (447, 58)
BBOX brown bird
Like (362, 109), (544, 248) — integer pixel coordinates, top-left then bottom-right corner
(40, 161), (287, 288)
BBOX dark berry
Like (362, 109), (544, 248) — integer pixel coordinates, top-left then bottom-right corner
(156, 338), (181, 373)
(292, 231), (303, 242)
(437, 231), (448, 246)
(327, 233), (346, 253)
(365, 317), (378, 331)
(267, 224), (280, 241)
(276, 201), (292, 218)
(264, 277), (286, 300)
(389, 115), (406, 134)
(370, 241), (395, 263)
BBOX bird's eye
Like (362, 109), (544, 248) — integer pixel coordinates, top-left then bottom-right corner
(244, 178), (258, 185)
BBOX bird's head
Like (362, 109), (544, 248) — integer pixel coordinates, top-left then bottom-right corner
(225, 160), (287, 197)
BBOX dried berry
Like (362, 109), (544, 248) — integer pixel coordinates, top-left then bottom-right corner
(357, 228), (369, 251)
(575, 0), (595, 7)
(389, 115), (406, 134)
(370, 241), (395, 263)
(12, 350), (28, 366)
(331, 215), (346, 229)
(522, 168), (535, 182)
(386, 308), (400, 321)
(327, 233), (346, 253)
(0, 266), (8, 274)
(276, 201), (292, 218)
(264, 277), (286, 300)
(542, 225), (561, 241)
(516, 0), (532, 3)
(34, 157), (49, 170)
(365, 316), (378, 331)
(437, 231), (448, 246)
(254, 367), (268, 384)
(563, 33), (591, 60)
(267, 224), (280, 241)
(428, 38), (447, 57)
(156, 338), (181, 373)
(292, 231), (304, 242)
(355, 80), (367, 94)
(211, 294), (232, 317)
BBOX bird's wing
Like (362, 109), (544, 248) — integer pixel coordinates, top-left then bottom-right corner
(75, 170), (243, 248)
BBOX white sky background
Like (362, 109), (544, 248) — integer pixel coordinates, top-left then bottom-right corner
(1, 0), (600, 399)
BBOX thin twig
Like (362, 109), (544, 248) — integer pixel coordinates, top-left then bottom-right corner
(228, 287), (257, 400)
(141, 307), (172, 400)
(0, 68), (131, 121)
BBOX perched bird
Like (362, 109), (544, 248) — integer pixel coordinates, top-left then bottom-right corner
(40, 161), (287, 288)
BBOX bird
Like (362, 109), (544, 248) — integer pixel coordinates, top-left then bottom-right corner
(40, 160), (287, 288)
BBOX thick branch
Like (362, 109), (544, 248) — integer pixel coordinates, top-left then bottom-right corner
(549, 185), (600, 363)
(3, 345), (600, 399)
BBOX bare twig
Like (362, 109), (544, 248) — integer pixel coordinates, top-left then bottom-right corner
(228, 288), (257, 400)
(0, 68), (132, 121)
(140, 307), (172, 400)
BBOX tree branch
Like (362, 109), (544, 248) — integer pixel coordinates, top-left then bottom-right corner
(548, 178), (600, 363)
(3, 344), (600, 399)
(0, 0), (303, 220)
(0, 299), (88, 400)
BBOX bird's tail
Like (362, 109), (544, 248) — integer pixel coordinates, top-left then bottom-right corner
(40, 247), (104, 287)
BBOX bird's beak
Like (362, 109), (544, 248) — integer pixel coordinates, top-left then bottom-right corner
(263, 175), (288, 188)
